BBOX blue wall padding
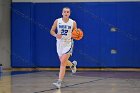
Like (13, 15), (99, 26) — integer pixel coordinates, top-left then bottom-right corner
(11, 2), (140, 67)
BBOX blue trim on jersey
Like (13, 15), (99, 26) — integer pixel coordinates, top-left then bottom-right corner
(65, 39), (74, 54)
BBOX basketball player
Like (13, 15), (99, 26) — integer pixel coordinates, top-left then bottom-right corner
(50, 7), (77, 88)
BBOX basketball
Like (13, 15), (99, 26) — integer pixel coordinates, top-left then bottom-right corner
(72, 28), (83, 40)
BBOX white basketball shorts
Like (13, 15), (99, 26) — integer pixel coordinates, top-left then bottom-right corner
(56, 39), (74, 57)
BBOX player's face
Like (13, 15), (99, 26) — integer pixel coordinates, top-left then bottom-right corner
(62, 8), (71, 18)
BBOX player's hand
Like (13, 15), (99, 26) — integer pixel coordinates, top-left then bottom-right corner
(56, 34), (62, 39)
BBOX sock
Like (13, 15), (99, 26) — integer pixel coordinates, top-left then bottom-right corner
(58, 79), (62, 83)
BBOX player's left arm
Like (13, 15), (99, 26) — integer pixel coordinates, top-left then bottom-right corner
(73, 20), (77, 30)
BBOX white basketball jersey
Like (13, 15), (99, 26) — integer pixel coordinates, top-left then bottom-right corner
(57, 18), (73, 41)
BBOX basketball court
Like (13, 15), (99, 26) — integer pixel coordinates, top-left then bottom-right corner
(0, 70), (140, 93)
(0, 0), (140, 93)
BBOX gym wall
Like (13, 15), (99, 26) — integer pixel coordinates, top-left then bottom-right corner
(11, 0), (140, 68)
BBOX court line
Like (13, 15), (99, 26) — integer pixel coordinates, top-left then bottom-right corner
(34, 77), (108, 93)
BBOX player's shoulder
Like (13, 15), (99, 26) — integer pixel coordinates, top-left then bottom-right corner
(71, 19), (77, 28)
(69, 18), (74, 21)
(57, 18), (62, 19)
(69, 18), (76, 23)
(72, 20), (77, 24)
(55, 18), (63, 23)
(54, 18), (61, 24)
(55, 18), (62, 21)
(73, 20), (76, 23)
(57, 18), (62, 21)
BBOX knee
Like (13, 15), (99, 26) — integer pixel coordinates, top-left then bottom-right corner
(60, 61), (67, 67)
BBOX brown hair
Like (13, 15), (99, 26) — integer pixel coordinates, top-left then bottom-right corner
(62, 7), (71, 12)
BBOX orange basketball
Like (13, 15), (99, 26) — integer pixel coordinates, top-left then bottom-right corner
(72, 28), (83, 40)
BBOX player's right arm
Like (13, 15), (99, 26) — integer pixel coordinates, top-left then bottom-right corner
(50, 19), (62, 39)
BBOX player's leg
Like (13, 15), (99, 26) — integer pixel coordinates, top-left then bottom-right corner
(59, 53), (70, 80)
(66, 60), (73, 66)
(65, 40), (77, 73)
(53, 53), (70, 88)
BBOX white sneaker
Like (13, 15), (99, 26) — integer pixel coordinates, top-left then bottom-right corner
(53, 80), (61, 89)
(70, 60), (77, 73)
